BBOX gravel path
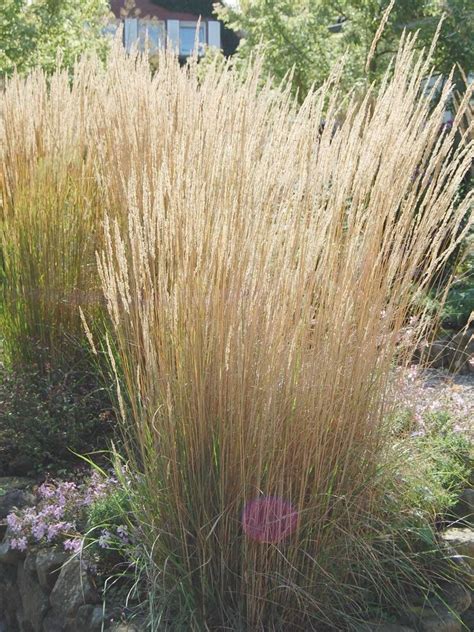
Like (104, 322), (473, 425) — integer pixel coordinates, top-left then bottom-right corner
(408, 368), (474, 439)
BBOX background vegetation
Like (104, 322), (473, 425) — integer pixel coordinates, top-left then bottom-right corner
(0, 0), (110, 75)
(217, 0), (474, 99)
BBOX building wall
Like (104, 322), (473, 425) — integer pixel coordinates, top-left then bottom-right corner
(109, 1), (221, 56)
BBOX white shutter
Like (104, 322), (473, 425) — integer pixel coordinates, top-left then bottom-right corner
(208, 21), (221, 49)
(124, 18), (138, 51)
(167, 20), (180, 53)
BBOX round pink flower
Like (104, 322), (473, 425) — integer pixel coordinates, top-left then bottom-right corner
(242, 496), (298, 543)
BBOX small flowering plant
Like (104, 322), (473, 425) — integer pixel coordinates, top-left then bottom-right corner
(6, 470), (131, 562)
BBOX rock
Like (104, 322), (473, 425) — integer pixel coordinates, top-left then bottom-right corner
(0, 477), (35, 519)
(419, 613), (463, 632)
(75, 604), (106, 631)
(407, 583), (472, 632)
(0, 563), (20, 631)
(427, 341), (452, 369)
(357, 624), (415, 632)
(24, 550), (37, 576)
(455, 489), (474, 526)
(441, 582), (471, 615)
(450, 328), (474, 373)
(49, 556), (99, 617)
(441, 528), (474, 569)
(42, 610), (75, 632)
(35, 548), (67, 591)
(443, 545), (474, 590)
(462, 601), (474, 629)
(17, 558), (49, 632)
(0, 540), (25, 565)
(403, 583), (471, 630)
(423, 329), (474, 373)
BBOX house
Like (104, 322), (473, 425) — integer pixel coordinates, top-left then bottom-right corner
(109, 0), (222, 57)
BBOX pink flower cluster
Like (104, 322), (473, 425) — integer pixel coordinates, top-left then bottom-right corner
(7, 472), (118, 553)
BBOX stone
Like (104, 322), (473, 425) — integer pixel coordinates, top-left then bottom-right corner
(427, 342), (451, 369)
(455, 489), (474, 526)
(74, 604), (106, 631)
(41, 610), (75, 632)
(0, 540), (25, 565)
(450, 328), (474, 373)
(49, 556), (99, 617)
(35, 548), (67, 591)
(357, 624), (415, 632)
(441, 582), (471, 615)
(441, 528), (474, 569)
(17, 558), (49, 632)
(444, 546), (474, 590)
(24, 550), (37, 576)
(461, 600), (474, 629)
(0, 477), (35, 519)
(423, 329), (474, 373)
(0, 563), (20, 630)
(419, 613), (463, 632)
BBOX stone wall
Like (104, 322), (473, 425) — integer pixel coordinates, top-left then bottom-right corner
(0, 541), (110, 632)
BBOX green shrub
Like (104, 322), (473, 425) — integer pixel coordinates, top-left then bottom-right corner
(0, 364), (113, 476)
(392, 411), (471, 522)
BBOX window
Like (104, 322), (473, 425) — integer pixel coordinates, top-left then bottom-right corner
(103, 20), (120, 41)
(138, 20), (165, 53)
(179, 22), (206, 57)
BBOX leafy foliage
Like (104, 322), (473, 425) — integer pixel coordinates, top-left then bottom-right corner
(396, 410), (471, 519)
(442, 241), (474, 328)
(150, 0), (215, 15)
(0, 0), (110, 75)
(216, 0), (474, 99)
(0, 365), (113, 476)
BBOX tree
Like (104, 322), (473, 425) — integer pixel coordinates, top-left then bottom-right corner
(215, 1), (474, 99)
(0, 0), (110, 76)
(151, 0), (215, 15)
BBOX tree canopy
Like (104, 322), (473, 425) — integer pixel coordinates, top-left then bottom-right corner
(216, 0), (474, 99)
(151, 0), (215, 15)
(0, 0), (110, 76)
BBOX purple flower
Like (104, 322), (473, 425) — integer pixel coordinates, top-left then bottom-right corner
(64, 538), (82, 553)
(10, 537), (28, 551)
(47, 521), (73, 542)
(38, 483), (55, 499)
(6, 513), (23, 534)
(5, 471), (127, 556)
(116, 525), (129, 543)
(31, 520), (47, 541)
(98, 530), (112, 548)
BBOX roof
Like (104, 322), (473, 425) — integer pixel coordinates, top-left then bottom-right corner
(110, 1), (207, 21)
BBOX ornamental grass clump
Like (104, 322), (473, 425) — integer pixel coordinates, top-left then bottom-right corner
(1, 35), (473, 629)
(0, 62), (106, 367)
(93, 41), (473, 629)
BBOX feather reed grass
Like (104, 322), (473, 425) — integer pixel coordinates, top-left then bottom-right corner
(0, 62), (105, 366)
(1, 36), (473, 629)
(94, 41), (472, 629)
